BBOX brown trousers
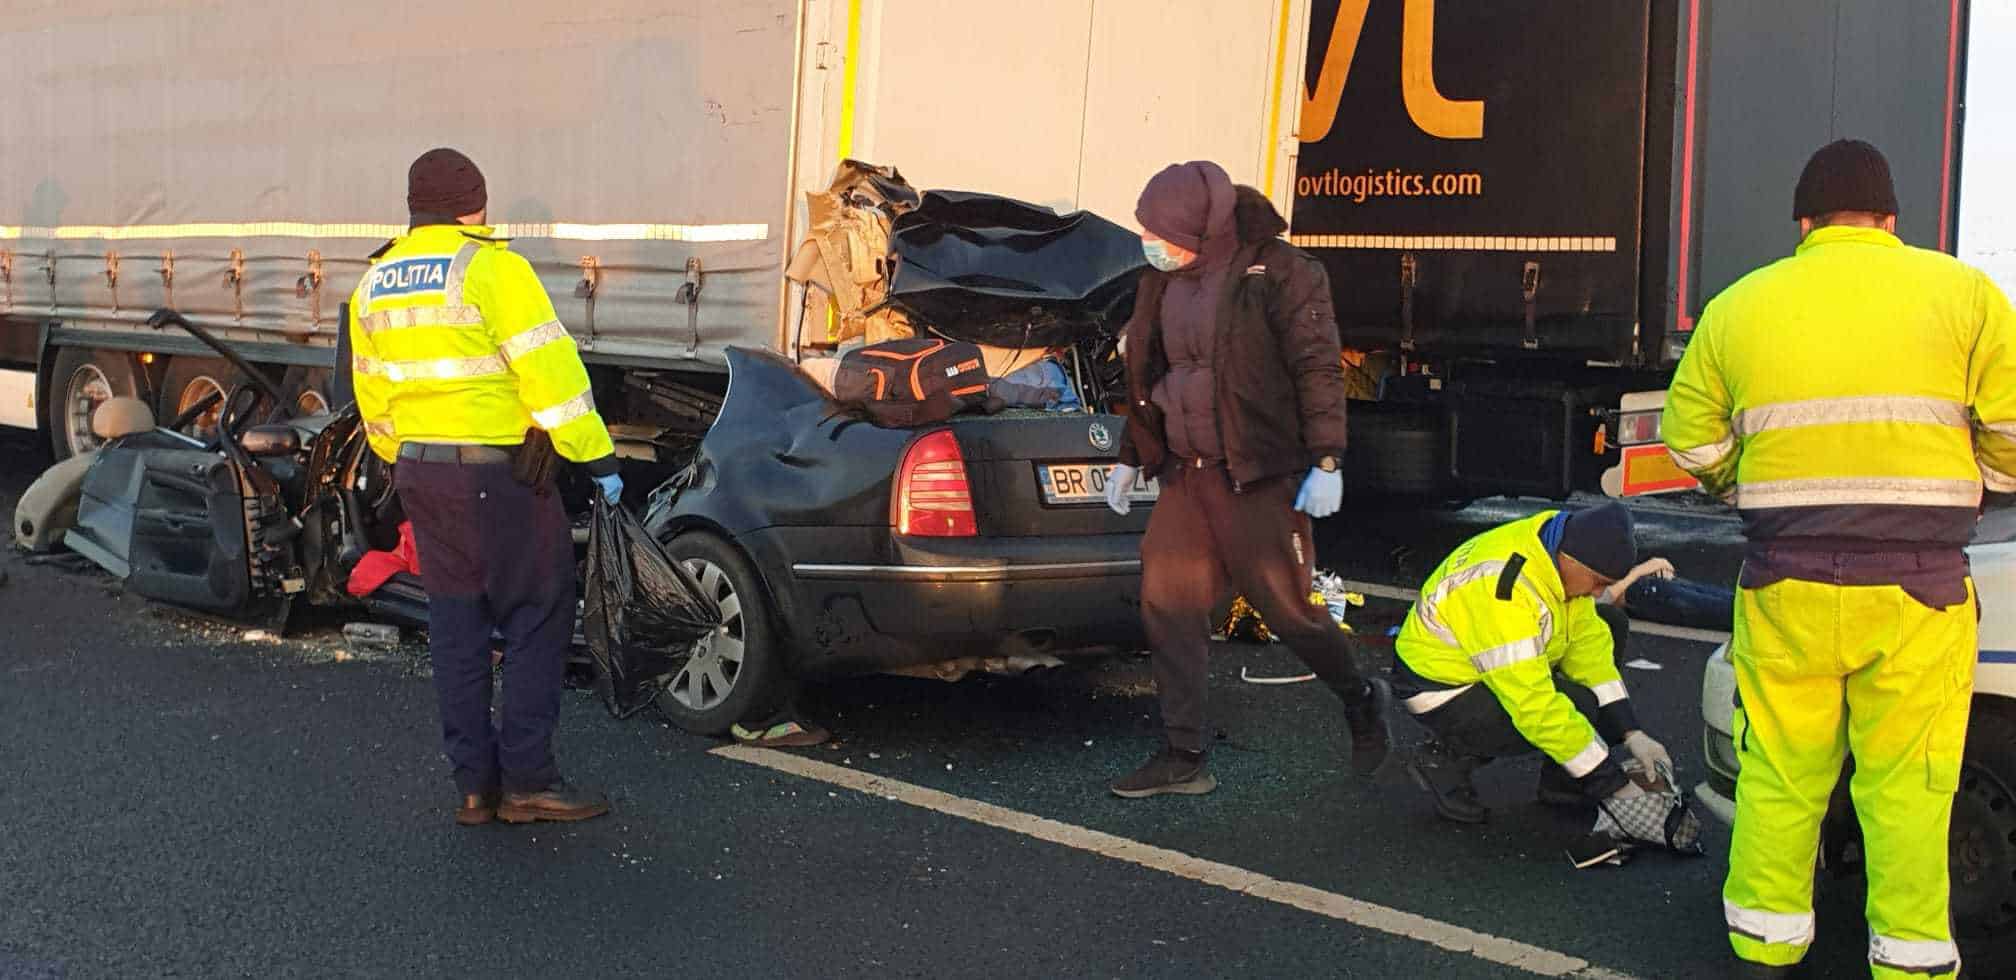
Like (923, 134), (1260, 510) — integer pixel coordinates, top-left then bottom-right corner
(1141, 465), (1367, 752)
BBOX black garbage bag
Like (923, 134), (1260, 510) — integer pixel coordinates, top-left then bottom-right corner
(886, 190), (1148, 348)
(581, 496), (721, 718)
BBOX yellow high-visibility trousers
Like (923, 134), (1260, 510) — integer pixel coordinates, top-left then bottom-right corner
(1724, 577), (1975, 978)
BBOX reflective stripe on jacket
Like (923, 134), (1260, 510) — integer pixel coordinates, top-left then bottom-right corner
(347, 224), (614, 465)
(1394, 512), (1628, 777)
(1662, 225), (2016, 547)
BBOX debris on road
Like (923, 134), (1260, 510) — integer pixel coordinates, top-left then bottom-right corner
(1239, 666), (1317, 685)
(1625, 658), (1665, 671)
(342, 622), (401, 650)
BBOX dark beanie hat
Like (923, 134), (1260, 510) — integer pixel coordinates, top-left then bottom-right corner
(1559, 502), (1637, 582)
(1135, 161), (1236, 254)
(1792, 139), (1898, 220)
(407, 148), (487, 218)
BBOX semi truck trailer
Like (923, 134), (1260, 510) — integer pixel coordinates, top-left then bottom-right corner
(0, 0), (1983, 502)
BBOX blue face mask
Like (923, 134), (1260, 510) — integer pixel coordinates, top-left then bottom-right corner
(1142, 239), (1191, 272)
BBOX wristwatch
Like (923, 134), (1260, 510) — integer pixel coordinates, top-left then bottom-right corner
(1316, 455), (1340, 473)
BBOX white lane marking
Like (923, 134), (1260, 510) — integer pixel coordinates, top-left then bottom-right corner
(712, 744), (1640, 980)
(1342, 579), (1731, 645)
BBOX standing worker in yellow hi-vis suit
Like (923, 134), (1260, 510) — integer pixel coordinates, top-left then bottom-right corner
(349, 148), (623, 828)
(1665, 139), (2016, 979)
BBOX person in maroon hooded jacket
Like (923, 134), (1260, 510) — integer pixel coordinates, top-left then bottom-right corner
(1104, 160), (1392, 797)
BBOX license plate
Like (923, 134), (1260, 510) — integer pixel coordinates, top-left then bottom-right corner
(1036, 463), (1161, 505)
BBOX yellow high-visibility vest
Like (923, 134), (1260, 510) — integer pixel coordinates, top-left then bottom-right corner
(347, 224), (614, 464)
(1395, 512), (1628, 778)
(1664, 225), (2016, 546)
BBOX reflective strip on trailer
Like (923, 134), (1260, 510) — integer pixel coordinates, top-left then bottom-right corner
(1620, 443), (1699, 495)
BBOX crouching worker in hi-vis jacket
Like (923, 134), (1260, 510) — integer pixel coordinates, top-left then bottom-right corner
(1663, 139), (2016, 979)
(349, 148), (623, 827)
(1394, 503), (1675, 832)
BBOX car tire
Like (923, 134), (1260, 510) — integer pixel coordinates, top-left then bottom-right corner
(652, 531), (792, 736)
(1954, 700), (2016, 973)
(158, 356), (251, 443)
(45, 346), (143, 460)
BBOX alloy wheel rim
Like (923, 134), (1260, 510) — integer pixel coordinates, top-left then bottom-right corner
(667, 559), (744, 712)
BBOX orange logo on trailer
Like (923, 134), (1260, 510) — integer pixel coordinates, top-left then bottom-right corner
(1301, 0), (1485, 144)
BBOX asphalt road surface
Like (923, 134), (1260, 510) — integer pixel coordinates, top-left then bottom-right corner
(1, 430), (1880, 979)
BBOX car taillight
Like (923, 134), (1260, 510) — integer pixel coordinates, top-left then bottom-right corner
(1615, 410), (1662, 446)
(892, 429), (976, 537)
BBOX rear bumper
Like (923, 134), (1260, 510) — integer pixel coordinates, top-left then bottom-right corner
(1694, 782), (1736, 825)
(792, 558), (1139, 583)
(1700, 646), (1739, 826)
(752, 529), (1147, 674)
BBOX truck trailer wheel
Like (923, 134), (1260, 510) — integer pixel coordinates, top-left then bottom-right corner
(652, 531), (792, 735)
(159, 356), (252, 442)
(280, 366), (334, 418)
(45, 346), (142, 460)
(1953, 701), (2016, 974)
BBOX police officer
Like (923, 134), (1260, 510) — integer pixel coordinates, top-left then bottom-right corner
(1394, 503), (1674, 830)
(349, 148), (624, 826)
(1665, 139), (2016, 978)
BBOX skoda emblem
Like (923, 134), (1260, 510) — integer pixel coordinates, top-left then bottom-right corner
(1088, 421), (1114, 452)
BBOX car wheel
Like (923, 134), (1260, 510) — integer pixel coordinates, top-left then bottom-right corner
(1954, 702), (2016, 973)
(46, 346), (142, 460)
(653, 531), (791, 736)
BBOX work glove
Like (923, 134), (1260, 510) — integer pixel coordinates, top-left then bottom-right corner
(1294, 467), (1343, 519)
(1623, 731), (1672, 782)
(594, 473), (624, 505)
(1105, 464), (1139, 517)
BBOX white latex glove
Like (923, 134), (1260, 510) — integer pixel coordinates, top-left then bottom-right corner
(1105, 463), (1139, 517)
(1294, 467), (1343, 519)
(1623, 731), (1673, 781)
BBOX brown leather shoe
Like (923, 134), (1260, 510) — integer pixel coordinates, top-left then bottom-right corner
(496, 781), (612, 824)
(456, 791), (500, 827)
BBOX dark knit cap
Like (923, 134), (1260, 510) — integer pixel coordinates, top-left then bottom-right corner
(1792, 139), (1898, 220)
(407, 148), (487, 218)
(1135, 161), (1237, 257)
(1559, 502), (1637, 582)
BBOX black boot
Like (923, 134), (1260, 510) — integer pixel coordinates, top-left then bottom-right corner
(1406, 747), (1488, 824)
(1111, 747), (1217, 799)
(1342, 678), (1393, 776)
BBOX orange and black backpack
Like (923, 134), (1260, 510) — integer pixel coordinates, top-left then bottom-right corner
(833, 338), (997, 428)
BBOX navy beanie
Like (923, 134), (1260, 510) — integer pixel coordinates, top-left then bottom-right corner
(1559, 502), (1637, 581)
